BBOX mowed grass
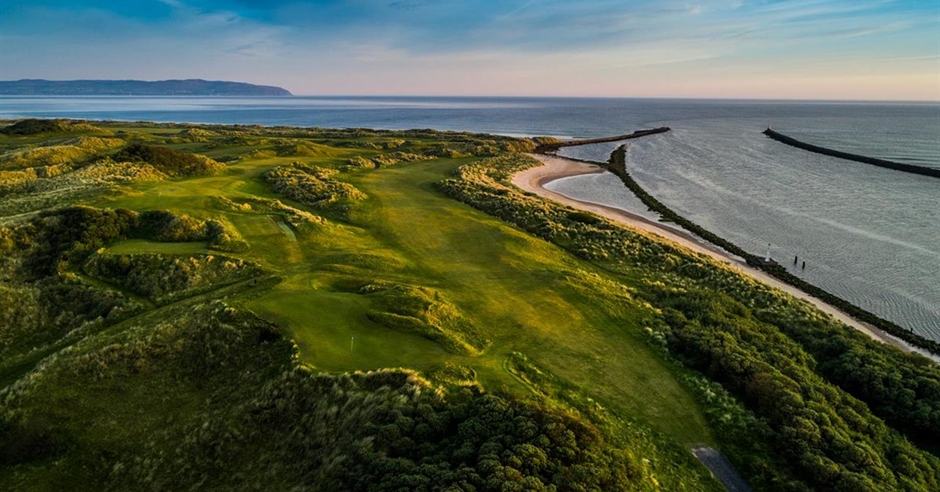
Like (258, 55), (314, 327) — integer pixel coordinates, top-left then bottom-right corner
(104, 239), (210, 256)
(89, 145), (713, 445)
(246, 157), (714, 445)
(230, 214), (283, 238)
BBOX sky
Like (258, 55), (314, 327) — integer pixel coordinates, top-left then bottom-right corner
(0, 0), (938, 100)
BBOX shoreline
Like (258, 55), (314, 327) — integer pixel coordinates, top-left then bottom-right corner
(514, 153), (938, 362)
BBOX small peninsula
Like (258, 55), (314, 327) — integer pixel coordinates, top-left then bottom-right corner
(0, 79), (292, 96)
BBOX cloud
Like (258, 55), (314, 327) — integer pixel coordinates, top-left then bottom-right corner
(0, 0), (936, 99)
(155, 0), (184, 8)
(498, 0), (543, 19)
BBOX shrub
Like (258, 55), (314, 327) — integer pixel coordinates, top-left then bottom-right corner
(263, 163), (367, 211)
(112, 144), (224, 177)
(0, 118), (109, 136)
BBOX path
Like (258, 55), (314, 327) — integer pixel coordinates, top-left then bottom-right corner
(692, 447), (753, 492)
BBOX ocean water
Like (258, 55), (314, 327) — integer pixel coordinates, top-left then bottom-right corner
(1, 96), (938, 339)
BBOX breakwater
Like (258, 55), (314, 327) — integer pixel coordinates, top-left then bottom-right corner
(603, 144), (940, 356)
(535, 127), (670, 153)
(763, 128), (940, 179)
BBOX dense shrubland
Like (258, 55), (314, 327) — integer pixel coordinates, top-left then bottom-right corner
(111, 143), (224, 177)
(167, 127), (218, 143)
(650, 284), (938, 491)
(0, 273), (143, 363)
(263, 162), (367, 212)
(212, 195), (326, 232)
(0, 158), (166, 217)
(272, 141), (340, 157)
(336, 138), (407, 150)
(341, 151), (434, 171)
(0, 206), (247, 362)
(0, 207), (243, 279)
(0, 136), (123, 172)
(83, 253), (261, 304)
(0, 119), (110, 136)
(438, 153), (940, 490)
(0, 139), (220, 216)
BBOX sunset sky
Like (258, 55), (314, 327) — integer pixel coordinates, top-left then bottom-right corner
(1, 0), (938, 100)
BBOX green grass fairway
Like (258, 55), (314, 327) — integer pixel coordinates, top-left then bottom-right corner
(230, 214), (283, 238)
(43, 133), (714, 445)
(244, 157), (714, 445)
(104, 239), (210, 255)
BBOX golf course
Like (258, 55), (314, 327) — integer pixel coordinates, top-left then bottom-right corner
(2, 119), (938, 491)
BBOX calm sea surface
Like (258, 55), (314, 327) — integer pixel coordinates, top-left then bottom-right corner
(2, 96), (938, 339)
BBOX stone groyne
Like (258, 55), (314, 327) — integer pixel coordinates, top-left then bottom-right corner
(603, 144), (940, 356)
(535, 127), (670, 153)
(763, 128), (940, 179)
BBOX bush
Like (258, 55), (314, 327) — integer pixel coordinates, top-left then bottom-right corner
(83, 253), (262, 304)
(112, 144), (224, 177)
(263, 163), (367, 211)
(0, 118), (108, 136)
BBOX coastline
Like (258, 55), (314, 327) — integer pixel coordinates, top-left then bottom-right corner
(514, 153), (939, 362)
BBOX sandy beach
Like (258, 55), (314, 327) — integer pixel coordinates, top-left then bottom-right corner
(514, 153), (937, 361)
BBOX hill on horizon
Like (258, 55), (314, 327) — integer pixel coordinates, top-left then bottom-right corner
(0, 79), (292, 96)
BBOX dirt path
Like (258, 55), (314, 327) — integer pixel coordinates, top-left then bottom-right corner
(692, 447), (753, 492)
(513, 154), (938, 362)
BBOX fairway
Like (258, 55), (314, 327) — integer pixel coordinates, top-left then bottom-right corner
(244, 157), (714, 445)
(104, 239), (210, 256)
(230, 214), (283, 238)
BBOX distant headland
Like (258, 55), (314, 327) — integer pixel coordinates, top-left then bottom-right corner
(0, 79), (292, 96)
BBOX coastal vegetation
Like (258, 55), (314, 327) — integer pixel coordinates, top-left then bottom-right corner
(0, 118), (110, 136)
(111, 143), (225, 177)
(438, 152), (940, 489)
(1, 119), (937, 491)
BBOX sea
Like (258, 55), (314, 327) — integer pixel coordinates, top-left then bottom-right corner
(1, 96), (938, 341)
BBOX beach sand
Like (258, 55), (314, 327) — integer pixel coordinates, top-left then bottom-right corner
(513, 153), (937, 361)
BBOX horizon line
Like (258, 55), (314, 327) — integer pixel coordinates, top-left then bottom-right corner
(1, 92), (937, 104)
